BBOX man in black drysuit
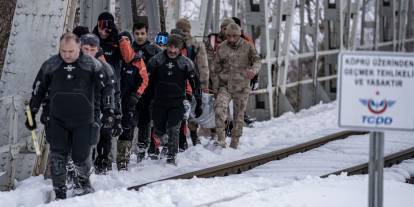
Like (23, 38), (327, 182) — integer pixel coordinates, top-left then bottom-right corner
(25, 33), (114, 199)
(116, 31), (149, 170)
(131, 21), (162, 162)
(147, 33), (203, 165)
(79, 33), (122, 174)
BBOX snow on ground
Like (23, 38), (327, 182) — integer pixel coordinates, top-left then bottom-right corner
(1, 102), (414, 207)
(22, 174), (414, 207)
(244, 131), (414, 180)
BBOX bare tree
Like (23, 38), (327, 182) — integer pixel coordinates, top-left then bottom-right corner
(0, 0), (17, 78)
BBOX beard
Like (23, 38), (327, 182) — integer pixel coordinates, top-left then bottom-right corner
(167, 50), (179, 58)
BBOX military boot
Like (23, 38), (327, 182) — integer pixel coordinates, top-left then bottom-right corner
(190, 130), (201, 146)
(116, 140), (132, 171)
(214, 129), (227, 148)
(229, 137), (240, 149)
(210, 128), (217, 140)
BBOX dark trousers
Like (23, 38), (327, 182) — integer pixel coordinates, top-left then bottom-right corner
(136, 95), (152, 149)
(119, 98), (138, 141)
(96, 127), (112, 160)
(152, 103), (184, 157)
(46, 119), (98, 188)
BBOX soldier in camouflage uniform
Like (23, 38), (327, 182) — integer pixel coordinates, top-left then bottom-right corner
(175, 18), (209, 148)
(205, 18), (234, 96)
(214, 23), (261, 149)
(204, 18), (235, 140)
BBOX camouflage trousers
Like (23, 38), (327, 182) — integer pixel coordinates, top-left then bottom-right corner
(214, 87), (249, 148)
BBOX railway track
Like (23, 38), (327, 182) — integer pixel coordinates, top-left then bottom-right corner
(320, 146), (414, 182)
(127, 130), (367, 191)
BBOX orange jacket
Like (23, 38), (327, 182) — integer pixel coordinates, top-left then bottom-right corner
(119, 37), (149, 95)
(242, 32), (255, 49)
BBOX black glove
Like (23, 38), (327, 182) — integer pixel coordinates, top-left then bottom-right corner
(195, 98), (203, 118)
(112, 113), (123, 137)
(25, 107), (38, 131)
(128, 93), (141, 110)
(250, 74), (259, 90)
(25, 116), (37, 131)
(124, 111), (136, 128)
(95, 47), (104, 59)
(102, 109), (115, 132)
(186, 93), (193, 101)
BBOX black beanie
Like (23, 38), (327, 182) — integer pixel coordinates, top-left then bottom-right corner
(119, 31), (133, 42)
(167, 34), (184, 48)
(73, 26), (90, 38)
(80, 34), (100, 47)
(98, 12), (115, 22)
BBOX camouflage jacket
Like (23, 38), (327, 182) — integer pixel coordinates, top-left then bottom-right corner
(185, 37), (209, 90)
(214, 38), (261, 93)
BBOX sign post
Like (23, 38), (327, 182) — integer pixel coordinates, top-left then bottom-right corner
(337, 51), (414, 207)
(368, 131), (384, 207)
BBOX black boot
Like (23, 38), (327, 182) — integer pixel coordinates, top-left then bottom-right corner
(147, 142), (160, 160)
(136, 143), (146, 163)
(244, 114), (255, 127)
(102, 157), (112, 172)
(166, 154), (177, 166)
(93, 156), (104, 174)
(160, 146), (168, 159)
(54, 186), (67, 200)
(190, 130), (201, 146)
(66, 159), (78, 189)
(74, 177), (94, 196)
(178, 121), (188, 152)
(137, 125), (149, 163)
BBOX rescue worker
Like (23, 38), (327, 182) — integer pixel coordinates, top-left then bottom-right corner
(131, 22), (162, 162)
(92, 12), (140, 171)
(214, 23), (261, 149)
(25, 33), (114, 199)
(79, 33), (122, 174)
(116, 31), (149, 170)
(175, 18), (209, 150)
(231, 16), (258, 127)
(205, 18), (235, 140)
(92, 12), (122, 76)
(147, 32), (203, 165)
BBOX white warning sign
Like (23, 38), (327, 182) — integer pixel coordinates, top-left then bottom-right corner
(338, 51), (414, 131)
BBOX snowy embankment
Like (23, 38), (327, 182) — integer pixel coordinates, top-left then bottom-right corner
(1, 102), (414, 207)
